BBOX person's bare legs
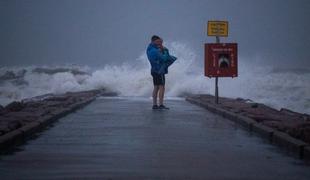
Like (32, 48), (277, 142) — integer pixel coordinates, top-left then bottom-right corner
(152, 85), (159, 105)
(158, 85), (165, 105)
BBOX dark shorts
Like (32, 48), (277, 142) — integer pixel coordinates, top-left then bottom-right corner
(151, 73), (165, 86)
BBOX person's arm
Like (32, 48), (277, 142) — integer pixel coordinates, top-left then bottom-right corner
(163, 47), (169, 55)
(161, 47), (170, 62)
(162, 47), (177, 62)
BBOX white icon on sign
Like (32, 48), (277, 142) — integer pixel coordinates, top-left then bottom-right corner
(218, 54), (230, 68)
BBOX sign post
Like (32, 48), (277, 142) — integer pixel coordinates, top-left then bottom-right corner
(215, 36), (220, 104)
(206, 21), (237, 104)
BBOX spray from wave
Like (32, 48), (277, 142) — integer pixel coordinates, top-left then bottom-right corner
(0, 42), (309, 114)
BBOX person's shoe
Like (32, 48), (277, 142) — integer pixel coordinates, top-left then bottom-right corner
(159, 105), (169, 110)
(152, 105), (159, 109)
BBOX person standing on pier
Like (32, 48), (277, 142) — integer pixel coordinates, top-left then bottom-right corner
(146, 35), (177, 110)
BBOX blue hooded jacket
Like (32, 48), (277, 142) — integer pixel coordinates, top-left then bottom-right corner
(146, 43), (177, 74)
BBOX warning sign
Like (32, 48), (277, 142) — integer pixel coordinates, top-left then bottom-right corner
(207, 21), (228, 37)
(205, 43), (238, 77)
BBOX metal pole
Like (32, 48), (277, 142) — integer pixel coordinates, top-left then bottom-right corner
(216, 36), (220, 43)
(215, 36), (220, 104)
(215, 76), (219, 104)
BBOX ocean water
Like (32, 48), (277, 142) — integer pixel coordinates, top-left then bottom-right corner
(0, 42), (309, 114)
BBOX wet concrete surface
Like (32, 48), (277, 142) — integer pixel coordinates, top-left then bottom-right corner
(0, 97), (309, 179)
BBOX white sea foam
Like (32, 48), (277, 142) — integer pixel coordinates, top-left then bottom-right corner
(0, 42), (309, 114)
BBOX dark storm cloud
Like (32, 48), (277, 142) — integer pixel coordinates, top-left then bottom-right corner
(1, 0), (309, 67)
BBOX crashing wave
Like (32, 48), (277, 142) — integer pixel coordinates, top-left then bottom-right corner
(0, 42), (309, 114)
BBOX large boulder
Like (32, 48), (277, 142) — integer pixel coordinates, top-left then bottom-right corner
(7, 120), (22, 130)
(0, 105), (4, 113)
(0, 125), (10, 136)
(45, 96), (69, 102)
(5, 101), (25, 112)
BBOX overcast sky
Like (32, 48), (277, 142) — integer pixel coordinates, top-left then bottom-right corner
(1, 0), (309, 68)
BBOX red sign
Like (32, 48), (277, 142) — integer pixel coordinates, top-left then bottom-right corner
(205, 43), (238, 77)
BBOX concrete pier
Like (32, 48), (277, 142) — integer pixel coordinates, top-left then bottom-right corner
(0, 97), (309, 179)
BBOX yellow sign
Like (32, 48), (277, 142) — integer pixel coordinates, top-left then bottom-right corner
(207, 21), (228, 37)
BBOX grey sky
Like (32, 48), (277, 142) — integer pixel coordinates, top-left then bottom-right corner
(1, 0), (309, 67)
